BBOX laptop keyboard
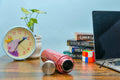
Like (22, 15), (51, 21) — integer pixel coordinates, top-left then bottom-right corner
(109, 61), (120, 66)
(96, 58), (120, 72)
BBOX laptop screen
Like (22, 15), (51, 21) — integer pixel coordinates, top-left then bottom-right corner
(92, 11), (120, 59)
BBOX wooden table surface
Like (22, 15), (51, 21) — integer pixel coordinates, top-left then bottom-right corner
(0, 56), (120, 80)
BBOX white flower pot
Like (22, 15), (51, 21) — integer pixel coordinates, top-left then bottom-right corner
(28, 35), (42, 59)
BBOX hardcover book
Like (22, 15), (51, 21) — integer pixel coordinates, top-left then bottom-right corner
(69, 46), (94, 53)
(67, 40), (94, 47)
(74, 32), (93, 41)
(63, 51), (82, 59)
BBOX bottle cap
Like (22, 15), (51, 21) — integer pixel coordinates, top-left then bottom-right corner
(42, 60), (55, 75)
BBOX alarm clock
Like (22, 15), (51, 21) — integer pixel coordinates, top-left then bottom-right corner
(3, 27), (36, 60)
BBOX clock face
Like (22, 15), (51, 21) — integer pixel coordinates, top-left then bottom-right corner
(3, 27), (36, 60)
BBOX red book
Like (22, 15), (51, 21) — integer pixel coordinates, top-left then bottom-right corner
(74, 32), (93, 41)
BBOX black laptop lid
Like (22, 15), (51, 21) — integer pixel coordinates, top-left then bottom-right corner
(92, 11), (120, 59)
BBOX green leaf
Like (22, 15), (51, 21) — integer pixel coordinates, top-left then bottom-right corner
(27, 18), (37, 28)
(27, 20), (34, 27)
(21, 17), (24, 19)
(24, 17), (28, 19)
(37, 11), (47, 14)
(21, 7), (31, 15)
(30, 18), (37, 24)
(21, 17), (28, 19)
(30, 9), (46, 14)
(30, 9), (39, 12)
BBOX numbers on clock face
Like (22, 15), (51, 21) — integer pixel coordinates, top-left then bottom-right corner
(23, 51), (26, 55)
(29, 42), (31, 46)
(24, 32), (26, 36)
(4, 27), (35, 59)
(8, 35), (12, 39)
(28, 36), (30, 40)
(27, 47), (30, 50)
(17, 30), (22, 34)
(12, 31), (16, 35)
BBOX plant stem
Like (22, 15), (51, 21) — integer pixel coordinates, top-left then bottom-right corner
(24, 19), (27, 26)
(25, 15), (29, 23)
(28, 26), (32, 32)
(32, 23), (34, 32)
(30, 12), (33, 18)
(29, 13), (34, 32)
(35, 13), (39, 19)
(29, 12), (33, 20)
(31, 27), (33, 32)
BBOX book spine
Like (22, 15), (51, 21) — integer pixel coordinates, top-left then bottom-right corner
(72, 48), (94, 53)
(67, 40), (94, 47)
(63, 51), (82, 59)
(72, 48), (83, 53)
(74, 32), (93, 41)
(70, 54), (82, 59)
(69, 46), (94, 53)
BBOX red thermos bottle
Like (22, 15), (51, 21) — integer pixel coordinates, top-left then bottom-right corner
(41, 49), (74, 73)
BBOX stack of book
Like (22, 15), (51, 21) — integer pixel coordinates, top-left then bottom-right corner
(63, 32), (94, 59)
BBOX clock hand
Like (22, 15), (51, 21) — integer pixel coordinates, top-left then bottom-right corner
(18, 37), (27, 44)
(20, 44), (28, 53)
(14, 37), (27, 51)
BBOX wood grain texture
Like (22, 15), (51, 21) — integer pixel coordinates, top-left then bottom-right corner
(0, 56), (120, 80)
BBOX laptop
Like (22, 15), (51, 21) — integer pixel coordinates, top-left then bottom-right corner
(92, 11), (120, 72)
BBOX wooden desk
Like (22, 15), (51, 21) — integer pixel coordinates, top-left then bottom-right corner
(0, 56), (120, 80)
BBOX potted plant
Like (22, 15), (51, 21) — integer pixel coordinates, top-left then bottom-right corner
(21, 7), (46, 59)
